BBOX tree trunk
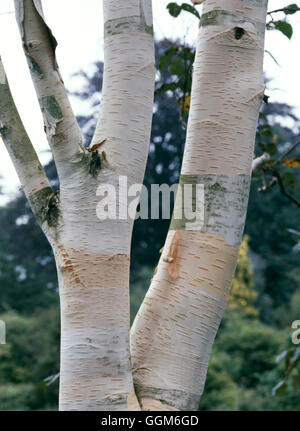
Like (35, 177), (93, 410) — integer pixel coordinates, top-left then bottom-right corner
(2, 0), (155, 411)
(130, 0), (268, 411)
(57, 0), (155, 411)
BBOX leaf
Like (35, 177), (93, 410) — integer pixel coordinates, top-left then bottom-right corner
(167, 3), (182, 17)
(282, 157), (300, 168)
(274, 21), (293, 39)
(178, 46), (195, 62)
(258, 124), (272, 137)
(159, 46), (179, 72)
(179, 95), (191, 113)
(170, 59), (185, 76)
(282, 172), (297, 192)
(259, 112), (267, 122)
(272, 380), (288, 396)
(155, 82), (180, 95)
(266, 143), (277, 156)
(181, 3), (200, 19)
(284, 4), (300, 15)
(167, 2), (200, 19)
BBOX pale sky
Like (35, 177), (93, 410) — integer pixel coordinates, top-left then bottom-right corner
(0, 0), (299, 203)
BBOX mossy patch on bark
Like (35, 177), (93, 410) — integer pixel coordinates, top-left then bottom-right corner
(39, 96), (63, 136)
(200, 9), (265, 35)
(29, 187), (60, 228)
(25, 54), (43, 78)
(88, 151), (102, 177)
(134, 385), (200, 411)
(79, 146), (110, 178)
(104, 0), (153, 37)
(170, 174), (251, 245)
(0, 125), (9, 139)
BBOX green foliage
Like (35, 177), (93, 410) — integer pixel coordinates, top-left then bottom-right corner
(268, 21), (293, 39)
(272, 290), (300, 396)
(0, 307), (60, 410)
(266, 3), (300, 39)
(0, 167), (59, 315)
(167, 3), (200, 19)
(0, 384), (35, 411)
(227, 236), (258, 318)
(254, 110), (300, 206)
(282, 4), (300, 15)
(167, 3), (181, 17)
(275, 290), (300, 328)
(275, 21), (293, 39)
(166, 2), (300, 42)
(156, 43), (194, 124)
(273, 345), (300, 395)
(200, 315), (300, 410)
(282, 171), (297, 193)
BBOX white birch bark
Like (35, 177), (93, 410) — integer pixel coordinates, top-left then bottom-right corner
(130, 0), (268, 411)
(0, 57), (51, 223)
(14, 0), (83, 167)
(9, 0), (155, 410)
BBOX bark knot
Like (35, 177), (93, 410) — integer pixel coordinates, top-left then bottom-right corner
(44, 191), (60, 227)
(85, 139), (109, 177)
(234, 27), (245, 40)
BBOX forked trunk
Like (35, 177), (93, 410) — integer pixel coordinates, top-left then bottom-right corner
(1, 0), (155, 411)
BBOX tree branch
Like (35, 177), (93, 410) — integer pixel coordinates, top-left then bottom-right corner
(90, 0), (155, 185)
(252, 152), (270, 171)
(272, 169), (300, 208)
(0, 57), (53, 223)
(131, 0), (269, 411)
(277, 140), (300, 164)
(14, 0), (83, 169)
(267, 6), (300, 15)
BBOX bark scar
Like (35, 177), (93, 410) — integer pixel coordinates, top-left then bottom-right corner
(163, 231), (181, 279)
(86, 139), (109, 177)
(43, 190), (60, 227)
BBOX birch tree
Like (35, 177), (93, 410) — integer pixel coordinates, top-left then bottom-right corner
(1, 0), (155, 411)
(131, 0), (269, 411)
(0, 0), (270, 411)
